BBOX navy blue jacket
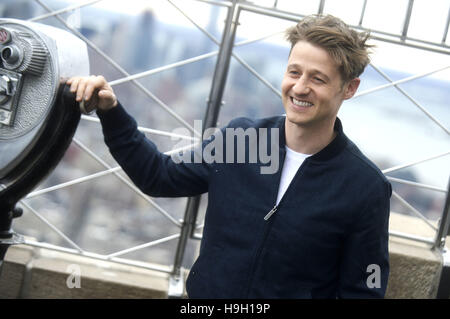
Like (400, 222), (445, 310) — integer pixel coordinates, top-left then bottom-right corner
(98, 102), (391, 299)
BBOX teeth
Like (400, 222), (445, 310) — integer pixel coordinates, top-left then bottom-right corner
(292, 98), (313, 107)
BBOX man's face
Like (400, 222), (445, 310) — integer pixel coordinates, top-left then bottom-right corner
(281, 41), (359, 130)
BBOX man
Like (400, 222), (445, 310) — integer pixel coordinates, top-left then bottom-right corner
(68, 14), (391, 298)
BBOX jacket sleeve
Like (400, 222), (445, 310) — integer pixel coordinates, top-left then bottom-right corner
(97, 102), (211, 197)
(337, 179), (392, 298)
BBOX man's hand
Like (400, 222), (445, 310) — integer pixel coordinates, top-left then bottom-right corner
(67, 75), (117, 112)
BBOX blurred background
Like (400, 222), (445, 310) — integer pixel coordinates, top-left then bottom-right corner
(1, 0), (449, 270)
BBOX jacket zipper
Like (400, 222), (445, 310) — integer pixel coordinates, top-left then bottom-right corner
(263, 205), (277, 220)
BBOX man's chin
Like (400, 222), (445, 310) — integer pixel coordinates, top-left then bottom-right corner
(285, 112), (311, 127)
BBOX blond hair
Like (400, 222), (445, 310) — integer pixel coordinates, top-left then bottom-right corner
(286, 15), (373, 82)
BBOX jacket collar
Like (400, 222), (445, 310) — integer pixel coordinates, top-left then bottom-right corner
(278, 116), (348, 163)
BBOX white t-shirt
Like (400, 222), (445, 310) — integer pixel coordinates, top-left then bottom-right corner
(275, 146), (311, 205)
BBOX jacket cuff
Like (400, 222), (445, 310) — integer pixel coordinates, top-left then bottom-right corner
(97, 101), (135, 135)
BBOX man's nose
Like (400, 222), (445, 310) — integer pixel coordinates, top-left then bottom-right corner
(292, 76), (311, 95)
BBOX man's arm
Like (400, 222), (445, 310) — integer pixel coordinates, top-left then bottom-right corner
(337, 180), (392, 298)
(67, 76), (211, 197)
(98, 102), (210, 197)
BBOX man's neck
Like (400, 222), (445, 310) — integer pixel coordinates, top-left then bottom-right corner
(284, 118), (337, 155)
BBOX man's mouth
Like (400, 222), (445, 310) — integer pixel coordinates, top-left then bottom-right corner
(291, 97), (314, 107)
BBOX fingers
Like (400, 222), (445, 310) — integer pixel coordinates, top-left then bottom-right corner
(68, 77), (81, 99)
(83, 75), (100, 102)
(75, 76), (90, 102)
(69, 76), (94, 101)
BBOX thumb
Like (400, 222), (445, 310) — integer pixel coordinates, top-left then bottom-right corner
(98, 89), (117, 109)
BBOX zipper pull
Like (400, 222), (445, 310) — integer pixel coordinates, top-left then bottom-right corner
(264, 205), (278, 221)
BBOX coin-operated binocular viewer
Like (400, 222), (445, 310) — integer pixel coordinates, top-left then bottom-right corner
(0, 19), (89, 272)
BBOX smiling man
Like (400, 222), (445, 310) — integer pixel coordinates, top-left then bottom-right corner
(68, 14), (391, 298)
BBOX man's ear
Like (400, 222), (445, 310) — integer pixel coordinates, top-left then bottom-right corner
(343, 77), (360, 100)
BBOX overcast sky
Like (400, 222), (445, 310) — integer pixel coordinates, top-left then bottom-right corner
(89, 0), (450, 81)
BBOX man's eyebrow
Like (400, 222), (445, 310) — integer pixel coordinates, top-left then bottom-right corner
(287, 63), (331, 81)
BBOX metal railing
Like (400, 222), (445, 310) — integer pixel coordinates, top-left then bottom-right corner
(2, 0), (448, 297)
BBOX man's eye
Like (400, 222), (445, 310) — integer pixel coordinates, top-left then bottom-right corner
(314, 77), (325, 83)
